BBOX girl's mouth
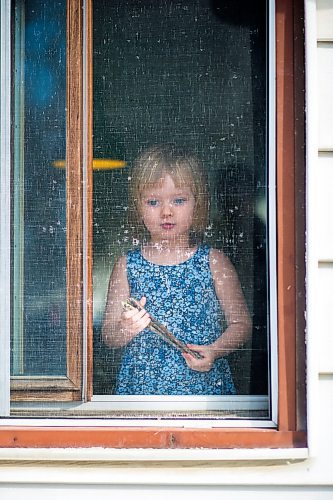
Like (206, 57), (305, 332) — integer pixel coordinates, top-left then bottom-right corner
(161, 223), (175, 230)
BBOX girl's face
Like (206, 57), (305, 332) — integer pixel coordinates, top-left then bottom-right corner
(138, 174), (195, 246)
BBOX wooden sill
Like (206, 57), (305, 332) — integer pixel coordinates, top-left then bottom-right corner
(0, 427), (307, 449)
(11, 378), (81, 402)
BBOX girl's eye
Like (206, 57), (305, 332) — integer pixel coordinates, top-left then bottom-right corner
(173, 197), (187, 206)
(146, 199), (159, 207)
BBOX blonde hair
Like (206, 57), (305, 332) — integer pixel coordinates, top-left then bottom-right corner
(128, 145), (209, 242)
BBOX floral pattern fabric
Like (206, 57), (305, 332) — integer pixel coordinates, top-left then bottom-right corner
(116, 245), (236, 395)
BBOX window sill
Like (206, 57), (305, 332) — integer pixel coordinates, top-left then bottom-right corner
(0, 445), (308, 464)
(9, 396), (271, 423)
(0, 425), (306, 451)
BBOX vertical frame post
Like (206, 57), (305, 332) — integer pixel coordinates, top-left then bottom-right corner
(0, 0), (11, 416)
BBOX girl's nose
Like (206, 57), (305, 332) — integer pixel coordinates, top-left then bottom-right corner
(161, 202), (172, 217)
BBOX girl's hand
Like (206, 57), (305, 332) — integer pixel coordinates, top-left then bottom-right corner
(120, 296), (151, 340)
(182, 344), (217, 372)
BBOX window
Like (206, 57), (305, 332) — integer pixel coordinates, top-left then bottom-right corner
(0, 0), (306, 449)
(92, 0), (269, 413)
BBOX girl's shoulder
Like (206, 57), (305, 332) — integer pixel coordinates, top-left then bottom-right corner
(111, 251), (141, 282)
(111, 254), (127, 275)
(208, 247), (225, 260)
(208, 247), (238, 278)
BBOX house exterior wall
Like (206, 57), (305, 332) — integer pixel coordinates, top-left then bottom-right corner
(0, 1), (333, 497)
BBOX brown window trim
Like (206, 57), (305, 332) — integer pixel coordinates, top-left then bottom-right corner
(10, 378), (81, 402)
(0, 428), (306, 449)
(10, 0), (87, 402)
(5, 0), (307, 449)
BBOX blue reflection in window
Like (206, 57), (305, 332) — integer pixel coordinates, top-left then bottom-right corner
(12, 0), (67, 376)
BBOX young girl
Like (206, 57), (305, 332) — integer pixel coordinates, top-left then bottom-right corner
(102, 145), (252, 395)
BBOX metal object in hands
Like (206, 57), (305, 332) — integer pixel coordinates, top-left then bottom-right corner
(122, 297), (203, 360)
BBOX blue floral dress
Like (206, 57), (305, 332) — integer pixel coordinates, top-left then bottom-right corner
(116, 245), (236, 395)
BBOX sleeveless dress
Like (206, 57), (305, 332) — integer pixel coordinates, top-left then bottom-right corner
(116, 245), (236, 395)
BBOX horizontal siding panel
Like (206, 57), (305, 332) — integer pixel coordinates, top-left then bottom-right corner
(317, 154), (333, 260)
(1, 486), (333, 499)
(317, 0), (333, 40)
(318, 264), (333, 374)
(318, 44), (333, 149)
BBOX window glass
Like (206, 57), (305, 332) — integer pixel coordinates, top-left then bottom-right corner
(93, 0), (269, 414)
(11, 0), (67, 377)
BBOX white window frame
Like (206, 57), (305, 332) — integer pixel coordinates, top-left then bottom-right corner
(0, 0), (11, 418)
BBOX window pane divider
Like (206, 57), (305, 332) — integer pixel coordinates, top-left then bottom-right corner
(66, 0), (84, 394)
(82, 0), (94, 402)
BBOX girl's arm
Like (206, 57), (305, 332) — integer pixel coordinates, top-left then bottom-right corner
(102, 256), (150, 348)
(183, 248), (252, 372)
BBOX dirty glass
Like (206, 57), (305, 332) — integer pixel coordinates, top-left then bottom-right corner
(93, 0), (269, 409)
(11, 0), (67, 377)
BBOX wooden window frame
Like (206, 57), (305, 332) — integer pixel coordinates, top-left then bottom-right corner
(10, 0), (92, 402)
(3, 0), (307, 449)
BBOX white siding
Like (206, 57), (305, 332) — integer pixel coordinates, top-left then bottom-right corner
(318, 46), (333, 149)
(317, 154), (333, 260)
(0, 486), (333, 500)
(1, 1), (333, 498)
(316, 0), (333, 377)
(316, 3), (333, 379)
(318, 263), (333, 373)
(317, 0), (333, 40)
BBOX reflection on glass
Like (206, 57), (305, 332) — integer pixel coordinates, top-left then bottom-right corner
(93, 0), (268, 407)
(11, 0), (67, 376)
